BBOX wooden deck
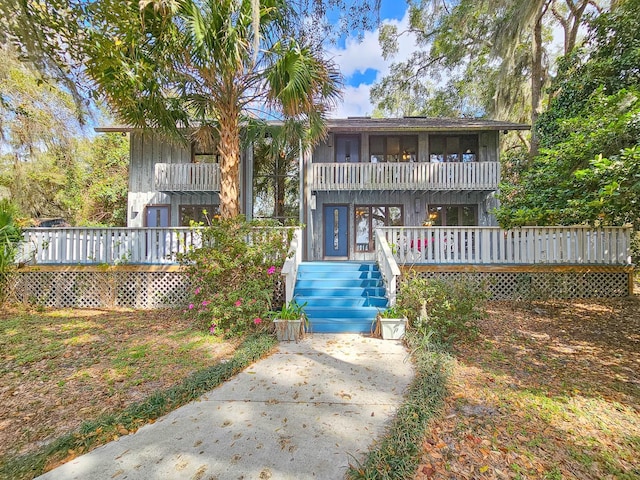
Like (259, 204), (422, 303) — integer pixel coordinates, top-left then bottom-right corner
(311, 161), (500, 191)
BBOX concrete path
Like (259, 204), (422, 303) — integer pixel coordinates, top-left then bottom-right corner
(37, 334), (413, 480)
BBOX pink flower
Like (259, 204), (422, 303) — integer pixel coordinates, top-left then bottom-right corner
(194, 287), (201, 295)
(253, 317), (262, 325)
(209, 324), (216, 334)
(188, 303), (194, 310)
(202, 300), (210, 306)
(234, 300), (242, 307)
(267, 266), (276, 275)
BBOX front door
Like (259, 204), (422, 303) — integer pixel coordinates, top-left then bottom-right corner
(146, 205), (170, 227)
(324, 205), (348, 258)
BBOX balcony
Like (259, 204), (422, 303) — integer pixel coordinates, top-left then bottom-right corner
(154, 163), (220, 192)
(310, 161), (500, 191)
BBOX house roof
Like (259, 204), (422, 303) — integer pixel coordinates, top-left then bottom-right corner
(325, 117), (530, 132)
(95, 117), (530, 133)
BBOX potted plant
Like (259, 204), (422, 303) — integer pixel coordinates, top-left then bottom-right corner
(272, 301), (307, 342)
(376, 305), (407, 340)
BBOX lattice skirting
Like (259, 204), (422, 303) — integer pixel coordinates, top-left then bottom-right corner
(7, 268), (286, 310)
(401, 266), (633, 300)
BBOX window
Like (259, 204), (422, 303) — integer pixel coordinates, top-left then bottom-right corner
(335, 135), (360, 163)
(429, 135), (478, 163)
(355, 205), (403, 251)
(192, 140), (220, 163)
(426, 205), (477, 226)
(369, 136), (417, 162)
(179, 205), (219, 226)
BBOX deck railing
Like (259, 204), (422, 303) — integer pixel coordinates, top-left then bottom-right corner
(281, 227), (303, 303)
(154, 163), (221, 192)
(19, 228), (203, 265)
(375, 229), (401, 306)
(311, 161), (500, 191)
(19, 227), (295, 265)
(377, 226), (632, 265)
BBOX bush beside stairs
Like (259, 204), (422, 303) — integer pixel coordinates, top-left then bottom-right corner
(293, 262), (388, 333)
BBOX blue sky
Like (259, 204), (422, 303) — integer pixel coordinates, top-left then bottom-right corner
(326, 1), (417, 118)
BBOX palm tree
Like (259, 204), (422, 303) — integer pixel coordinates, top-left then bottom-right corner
(81, 0), (341, 218)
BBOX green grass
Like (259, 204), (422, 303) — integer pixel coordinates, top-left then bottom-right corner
(0, 333), (276, 480)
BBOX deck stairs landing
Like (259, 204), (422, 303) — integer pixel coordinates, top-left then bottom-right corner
(293, 262), (388, 333)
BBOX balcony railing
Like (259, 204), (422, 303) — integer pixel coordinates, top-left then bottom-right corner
(311, 161), (500, 191)
(154, 163), (221, 192)
(377, 226), (632, 265)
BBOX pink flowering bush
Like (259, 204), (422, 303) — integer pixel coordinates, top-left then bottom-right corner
(182, 217), (291, 337)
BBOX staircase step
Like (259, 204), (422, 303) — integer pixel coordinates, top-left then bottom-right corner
(294, 287), (387, 297)
(297, 270), (381, 280)
(295, 278), (382, 289)
(298, 262), (378, 272)
(295, 296), (388, 308)
(304, 306), (381, 319)
(310, 319), (377, 334)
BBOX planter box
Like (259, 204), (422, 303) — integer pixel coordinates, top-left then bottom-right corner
(273, 318), (304, 342)
(379, 317), (407, 340)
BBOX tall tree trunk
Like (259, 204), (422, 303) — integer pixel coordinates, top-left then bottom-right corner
(530, 10), (545, 157)
(217, 98), (241, 219)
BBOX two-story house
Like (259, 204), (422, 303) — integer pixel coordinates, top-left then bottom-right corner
(97, 117), (529, 260)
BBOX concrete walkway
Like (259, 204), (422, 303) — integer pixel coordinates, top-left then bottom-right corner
(37, 334), (413, 480)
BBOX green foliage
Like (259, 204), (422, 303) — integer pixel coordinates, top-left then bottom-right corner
(0, 200), (22, 303)
(397, 274), (489, 344)
(498, 0), (640, 233)
(80, 133), (129, 226)
(182, 218), (291, 337)
(0, 333), (276, 480)
(379, 304), (406, 319)
(273, 300), (307, 321)
(372, 0), (600, 123)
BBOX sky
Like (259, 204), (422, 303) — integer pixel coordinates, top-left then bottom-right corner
(326, 1), (418, 118)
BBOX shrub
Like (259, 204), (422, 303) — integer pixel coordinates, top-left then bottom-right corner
(181, 217), (291, 337)
(397, 273), (488, 344)
(0, 200), (22, 303)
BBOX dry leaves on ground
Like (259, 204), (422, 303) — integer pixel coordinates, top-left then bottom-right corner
(0, 306), (238, 459)
(415, 295), (640, 480)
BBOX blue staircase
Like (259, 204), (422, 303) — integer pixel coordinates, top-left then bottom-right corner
(293, 262), (388, 333)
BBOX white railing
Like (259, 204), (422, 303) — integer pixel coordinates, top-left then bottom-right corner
(311, 162), (500, 191)
(375, 229), (401, 306)
(154, 163), (221, 191)
(281, 227), (303, 303)
(20, 227), (204, 265)
(19, 226), (297, 265)
(378, 226), (632, 265)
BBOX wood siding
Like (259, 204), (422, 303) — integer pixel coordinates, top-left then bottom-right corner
(128, 132), (221, 227)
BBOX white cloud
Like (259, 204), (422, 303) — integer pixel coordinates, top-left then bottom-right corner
(331, 84), (374, 118)
(327, 7), (418, 118)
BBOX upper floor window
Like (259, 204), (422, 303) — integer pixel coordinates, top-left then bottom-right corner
(335, 135), (360, 163)
(429, 135), (478, 163)
(192, 140), (220, 163)
(370, 135), (418, 162)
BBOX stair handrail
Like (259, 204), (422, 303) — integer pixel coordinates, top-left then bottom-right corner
(281, 227), (303, 303)
(375, 229), (401, 307)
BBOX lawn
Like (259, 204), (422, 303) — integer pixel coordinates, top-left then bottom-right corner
(0, 306), (241, 462)
(414, 296), (640, 480)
